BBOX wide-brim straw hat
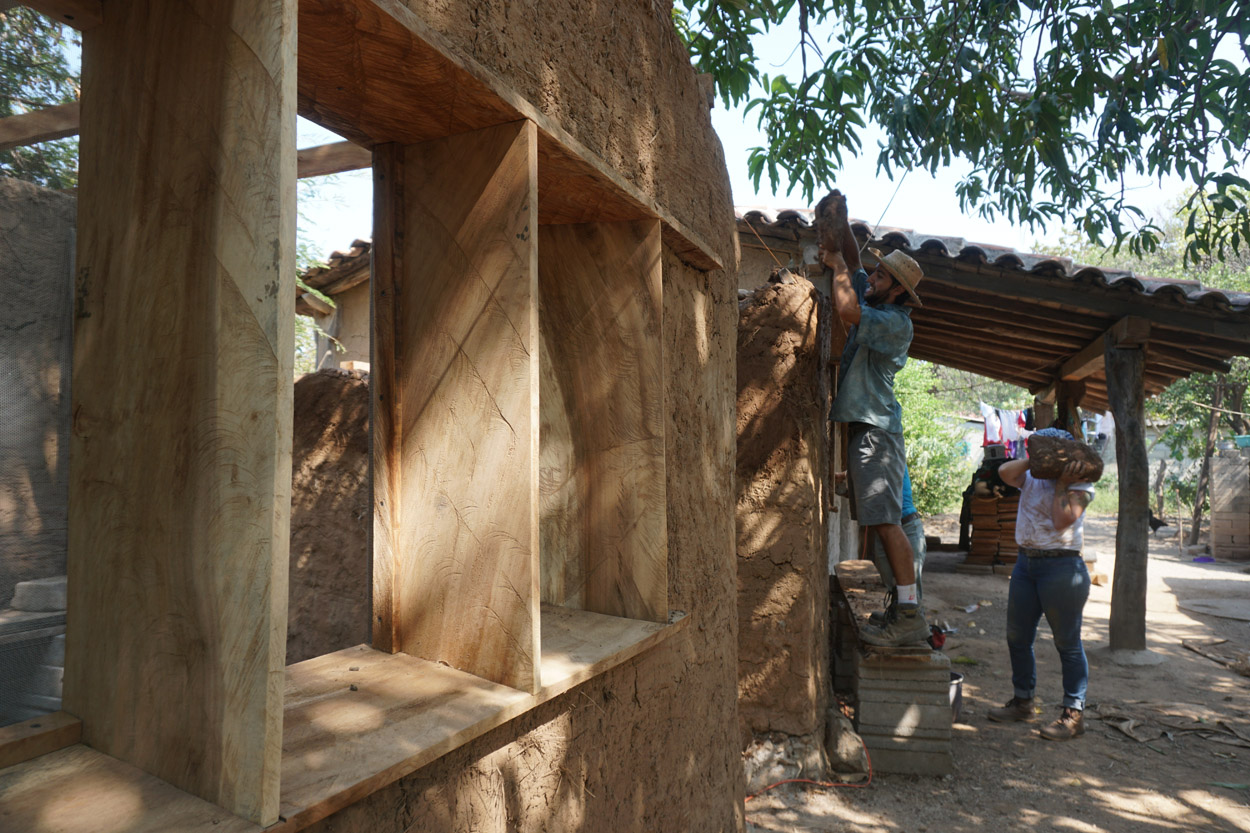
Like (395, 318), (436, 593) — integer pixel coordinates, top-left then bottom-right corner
(867, 248), (924, 306)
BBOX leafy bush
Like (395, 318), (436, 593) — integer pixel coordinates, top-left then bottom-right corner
(895, 360), (973, 515)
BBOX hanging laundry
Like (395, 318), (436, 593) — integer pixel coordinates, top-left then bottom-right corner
(980, 402), (1002, 445)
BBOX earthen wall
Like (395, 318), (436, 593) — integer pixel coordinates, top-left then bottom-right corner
(734, 280), (832, 740)
(305, 3), (744, 830)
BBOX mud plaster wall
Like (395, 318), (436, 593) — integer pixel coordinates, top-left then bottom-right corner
(304, 3), (745, 831)
(311, 281), (370, 370)
(0, 178), (74, 607)
(736, 236), (857, 571)
(735, 280), (832, 739)
(287, 369), (372, 664)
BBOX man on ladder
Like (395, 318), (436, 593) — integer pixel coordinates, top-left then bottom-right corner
(818, 190), (928, 647)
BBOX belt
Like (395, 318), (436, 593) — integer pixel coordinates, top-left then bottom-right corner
(900, 511), (920, 525)
(1019, 546), (1080, 559)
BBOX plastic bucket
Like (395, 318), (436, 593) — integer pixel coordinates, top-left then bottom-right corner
(950, 672), (964, 722)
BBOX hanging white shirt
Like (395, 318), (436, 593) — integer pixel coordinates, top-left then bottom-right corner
(1015, 472), (1096, 551)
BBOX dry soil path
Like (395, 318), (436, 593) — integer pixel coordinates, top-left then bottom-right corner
(746, 514), (1250, 833)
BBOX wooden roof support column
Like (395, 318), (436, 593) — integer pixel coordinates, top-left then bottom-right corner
(64, 0), (295, 825)
(1105, 335), (1151, 655)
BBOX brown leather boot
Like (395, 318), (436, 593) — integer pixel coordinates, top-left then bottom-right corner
(1039, 707), (1085, 740)
(987, 697), (1036, 723)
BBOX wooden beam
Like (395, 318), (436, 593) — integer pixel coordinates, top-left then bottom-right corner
(1106, 339), (1149, 652)
(0, 102), (80, 151)
(539, 220), (667, 622)
(295, 139), (372, 178)
(1060, 316), (1150, 380)
(23, 0), (102, 28)
(64, 1), (294, 825)
(374, 120), (540, 692)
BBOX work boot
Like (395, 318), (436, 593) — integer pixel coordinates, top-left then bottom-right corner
(859, 604), (930, 647)
(987, 697), (1037, 723)
(868, 588), (898, 627)
(1039, 707), (1085, 740)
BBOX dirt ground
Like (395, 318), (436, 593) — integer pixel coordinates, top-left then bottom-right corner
(746, 513), (1250, 833)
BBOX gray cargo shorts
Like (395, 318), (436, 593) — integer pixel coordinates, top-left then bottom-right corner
(846, 422), (906, 527)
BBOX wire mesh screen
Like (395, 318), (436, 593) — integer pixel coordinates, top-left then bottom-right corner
(0, 178), (75, 726)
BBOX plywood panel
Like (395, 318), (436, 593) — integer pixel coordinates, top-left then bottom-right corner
(63, 0), (294, 824)
(538, 221), (667, 622)
(375, 120), (540, 692)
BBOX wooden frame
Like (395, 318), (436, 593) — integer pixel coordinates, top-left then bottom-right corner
(63, 0), (294, 825)
(372, 121), (541, 692)
(9, 0), (689, 830)
(539, 220), (668, 622)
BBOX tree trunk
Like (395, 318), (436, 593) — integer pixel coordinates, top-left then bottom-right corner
(1152, 459), (1167, 518)
(1187, 376), (1224, 547)
(1106, 340), (1149, 652)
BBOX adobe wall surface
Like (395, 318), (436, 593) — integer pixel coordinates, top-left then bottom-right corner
(287, 369), (372, 664)
(305, 3), (744, 831)
(0, 178), (74, 607)
(413, 0), (737, 265)
(735, 279), (832, 739)
(311, 281), (369, 370)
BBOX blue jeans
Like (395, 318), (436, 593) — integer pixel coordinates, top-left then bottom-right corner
(1006, 553), (1091, 710)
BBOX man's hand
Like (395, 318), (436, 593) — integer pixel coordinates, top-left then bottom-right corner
(814, 189), (844, 253)
(1056, 460), (1091, 487)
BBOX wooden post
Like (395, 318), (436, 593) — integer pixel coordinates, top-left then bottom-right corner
(538, 220), (667, 622)
(372, 120), (540, 693)
(63, 0), (294, 825)
(1105, 336), (1149, 652)
(1054, 379), (1086, 437)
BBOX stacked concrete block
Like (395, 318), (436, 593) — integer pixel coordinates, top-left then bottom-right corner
(0, 576), (66, 724)
(852, 648), (953, 775)
(1211, 451), (1249, 561)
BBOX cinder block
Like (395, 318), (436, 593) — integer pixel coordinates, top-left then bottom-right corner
(44, 634), (65, 666)
(28, 664), (63, 698)
(10, 576), (67, 612)
(858, 723), (951, 740)
(856, 702), (952, 732)
(855, 686), (950, 706)
(18, 693), (62, 712)
(864, 747), (953, 776)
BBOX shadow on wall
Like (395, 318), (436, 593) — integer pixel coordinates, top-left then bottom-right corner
(287, 368), (372, 665)
(0, 178), (75, 608)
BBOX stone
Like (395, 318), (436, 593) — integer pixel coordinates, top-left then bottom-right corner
(10, 576), (67, 612)
(824, 710), (868, 774)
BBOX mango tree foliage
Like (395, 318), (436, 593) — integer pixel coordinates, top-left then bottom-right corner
(676, 0), (1250, 264)
(0, 8), (78, 188)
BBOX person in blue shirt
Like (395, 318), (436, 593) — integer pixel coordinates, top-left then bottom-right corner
(870, 465), (926, 611)
(817, 190), (928, 647)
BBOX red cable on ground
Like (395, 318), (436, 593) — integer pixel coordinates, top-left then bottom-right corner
(744, 737), (873, 802)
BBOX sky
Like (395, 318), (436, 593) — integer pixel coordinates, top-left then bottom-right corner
(294, 16), (1207, 262)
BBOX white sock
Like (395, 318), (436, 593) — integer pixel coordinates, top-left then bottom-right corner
(898, 583), (918, 605)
